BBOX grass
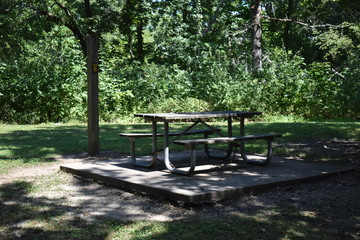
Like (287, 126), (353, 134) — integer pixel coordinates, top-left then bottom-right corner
(1, 120), (359, 239)
(1, 173), (348, 240)
(1, 121), (359, 173)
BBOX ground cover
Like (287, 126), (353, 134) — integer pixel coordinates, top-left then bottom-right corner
(1, 121), (359, 173)
(0, 121), (359, 239)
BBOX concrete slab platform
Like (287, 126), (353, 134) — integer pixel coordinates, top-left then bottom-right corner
(60, 152), (354, 203)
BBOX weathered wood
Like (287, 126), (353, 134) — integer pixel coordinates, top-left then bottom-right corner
(173, 133), (282, 175)
(87, 34), (99, 156)
(134, 111), (261, 121)
(174, 133), (282, 146)
(120, 128), (222, 169)
(119, 128), (221, 138)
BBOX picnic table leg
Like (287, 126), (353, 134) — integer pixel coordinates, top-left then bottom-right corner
(129, 121), (158, 168)
(226, 116), (234, 157)
(240, 136), (275, 166)
(163, 121), (196, 175)
(151, 121), (158, 163)
(240, 116), (245, 151)
(204, 117), (233, 159)
(238, 117), (275, 165)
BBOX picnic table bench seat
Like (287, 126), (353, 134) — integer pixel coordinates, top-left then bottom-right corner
(172, 133), (282, 175)
(119, 128), (222, 168)
(119, 128), (221, 138)
(173, 133), (282, 146)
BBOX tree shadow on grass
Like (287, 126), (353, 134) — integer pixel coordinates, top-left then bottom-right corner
(0, 122), (225, 164)
(0, 180), (114, 240)
(0, 123), (157, 163)
(1, 170), (359, 240)
(245, 122), (360, 164)
(109, 202), (357, 240)
(125, 172), (360, 240)
(1, 121), (359, 163)
(1, 122), (359, 239)
(0, 125), (87, 163)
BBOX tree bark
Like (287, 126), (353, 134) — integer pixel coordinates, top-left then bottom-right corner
(283, 0), (293, 49)
(251, 0), (263, 73)
(124, 0), (135, 59)
(136, 18), (144, 62)
(84, 0), (91, 17)
(86, 34), (100, 156)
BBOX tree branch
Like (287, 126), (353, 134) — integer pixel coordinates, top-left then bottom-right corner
(1, 2), (22, 14)
(27, 4), (63, 24)
(26, 2), (87, 56)
(54, 0), (73, 20)
(330, 68), (345, 79)
(262, 16), (340, 29)
(202, 0), (229, 37)
(53, 0), (87, 55)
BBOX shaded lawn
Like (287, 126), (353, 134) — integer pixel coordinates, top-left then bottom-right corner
(1, 121), (359, 240)
(1, 172), (358, 240)
(1, 121), (359, 173)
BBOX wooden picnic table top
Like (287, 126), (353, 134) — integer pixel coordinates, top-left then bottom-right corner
(134, 111), (262, 121)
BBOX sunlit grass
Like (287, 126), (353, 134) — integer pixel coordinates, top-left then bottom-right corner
(1, 120), (358, 239)
(104, 214), (338, 240)
(1, 121), (359, 173)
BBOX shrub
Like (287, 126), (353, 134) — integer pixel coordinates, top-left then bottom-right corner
(146, 97), (211, 113)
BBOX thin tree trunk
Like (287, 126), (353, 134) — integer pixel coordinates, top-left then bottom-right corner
(251, 0), (262, 73)
(136, 18), (144, 62)
(283, 0), (293, 49)
(84, 0), (91, 17)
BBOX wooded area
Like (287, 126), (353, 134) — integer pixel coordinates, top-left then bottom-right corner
(0, 0), (359, 123)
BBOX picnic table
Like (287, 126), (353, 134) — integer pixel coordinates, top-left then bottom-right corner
(120, 111), (281, 175)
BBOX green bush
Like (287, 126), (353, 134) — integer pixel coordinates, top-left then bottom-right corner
(146, 97), (211, 113)
(0, 27), (86, 123)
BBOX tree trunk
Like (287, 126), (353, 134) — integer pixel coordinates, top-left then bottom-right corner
(86, 34), (100, 156)
(84, 0), (91, 17)
(122, 0), (135, 59)
(136, 18), (144, 62)
(251, 0), (263, 73)
(283, 0), (293, 49)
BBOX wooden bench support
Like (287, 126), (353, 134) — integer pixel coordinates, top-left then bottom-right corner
(173, 133), (282, 175)
(119, 128), (221, 168)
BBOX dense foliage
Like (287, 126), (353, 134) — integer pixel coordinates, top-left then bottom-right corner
(1, 0), (359, 123)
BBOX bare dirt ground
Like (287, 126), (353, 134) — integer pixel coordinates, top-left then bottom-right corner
(1, 140), (360, 239)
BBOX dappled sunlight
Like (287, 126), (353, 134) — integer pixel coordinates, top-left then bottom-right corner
(1, 121), (359, 169)
(0, 121), (359, 239)
(0, 173), (174, 239)
(1, 167), (359, 239)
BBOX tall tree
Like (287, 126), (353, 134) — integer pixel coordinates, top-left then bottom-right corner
(251, 0), (262, 73)
(15, 0), (120, 57)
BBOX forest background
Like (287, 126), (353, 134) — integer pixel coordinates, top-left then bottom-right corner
(0, 0), (359, 124)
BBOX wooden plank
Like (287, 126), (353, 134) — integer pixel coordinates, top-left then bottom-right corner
(60, 155), (355, 203)
(119, 128), (221, 138)
(134, 111), (262, 121)
(173, 134), (282, 146)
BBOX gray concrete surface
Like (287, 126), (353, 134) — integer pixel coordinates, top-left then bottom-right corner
(60, 152), (354, 203)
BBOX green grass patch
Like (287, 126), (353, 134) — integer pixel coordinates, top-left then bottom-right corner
(1, 121), (359, 173)
(0, 184), (344, 240)
(1, 127), (359, 240)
